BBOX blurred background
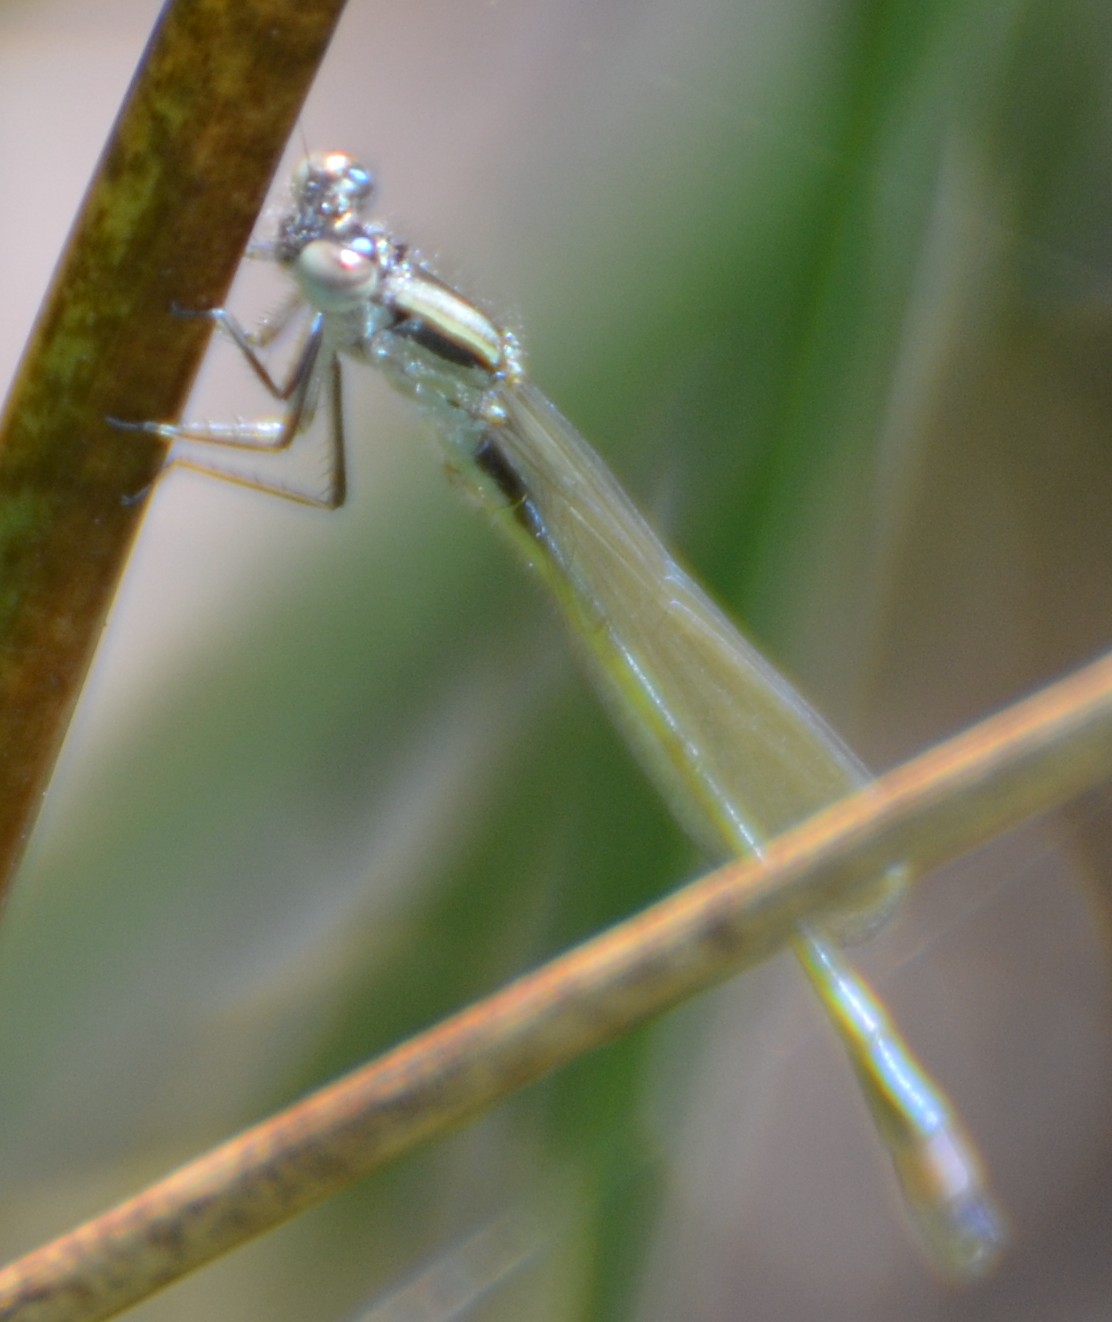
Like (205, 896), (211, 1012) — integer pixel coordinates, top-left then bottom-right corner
(1, 0), (1112, 1317)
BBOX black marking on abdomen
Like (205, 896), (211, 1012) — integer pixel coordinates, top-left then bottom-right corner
(473, 434), (546, 544)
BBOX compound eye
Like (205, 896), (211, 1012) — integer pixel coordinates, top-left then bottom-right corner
(295, 238), (379, 309)
(299, 150), (351, 183)
(310, 149), (351, 176)
(337, 159), (374, 204)
(295, 152), (374, 214)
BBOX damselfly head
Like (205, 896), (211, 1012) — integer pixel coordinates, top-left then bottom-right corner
(276, 152), (376, 263)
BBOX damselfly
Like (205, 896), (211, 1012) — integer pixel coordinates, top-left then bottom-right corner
(120, 152), (1004, 1276)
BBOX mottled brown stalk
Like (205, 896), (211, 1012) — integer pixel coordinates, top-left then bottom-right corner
(0, 0), (349, 900)
(2, 648), (1110, 1322)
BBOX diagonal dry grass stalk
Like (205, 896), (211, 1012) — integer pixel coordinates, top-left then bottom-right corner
(1, 648), (1110, 1322)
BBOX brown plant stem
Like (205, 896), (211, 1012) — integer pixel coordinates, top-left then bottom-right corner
(0, 0), (349, 902)
(2, 647), (1111, 1322)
